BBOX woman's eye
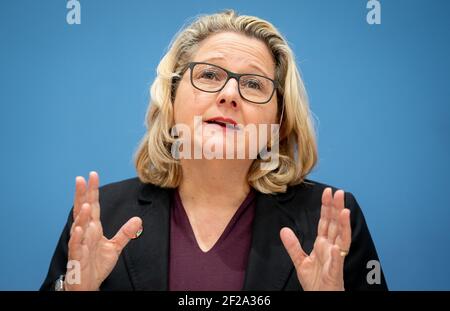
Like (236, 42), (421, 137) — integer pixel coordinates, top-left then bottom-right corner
(244, 79), (262, 90)
(200, 70), (218, 80)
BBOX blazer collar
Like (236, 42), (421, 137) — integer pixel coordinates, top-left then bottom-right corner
(124, 183), (301, 290)
(242, 190), (299, 290)
(123, 183), (171, 290)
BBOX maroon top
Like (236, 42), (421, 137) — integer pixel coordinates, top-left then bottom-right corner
(168, 188), (256, 291)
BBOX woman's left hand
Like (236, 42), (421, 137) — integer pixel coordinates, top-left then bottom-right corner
(280, 188), (352, 291)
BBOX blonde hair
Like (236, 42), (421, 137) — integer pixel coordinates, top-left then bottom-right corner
(135, 10), (317, 194)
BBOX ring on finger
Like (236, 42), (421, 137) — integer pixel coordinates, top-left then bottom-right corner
(339, 249), (349, 257)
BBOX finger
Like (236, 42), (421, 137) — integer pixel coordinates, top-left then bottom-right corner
(328, 190), (345, 243)
(280, 227), (308, 268)
(111, 217), (143, 253)
(333, 190), (345, 214)
(321, 187), (333, 209)
(87, 171), (100, 221)
(71, 203), (92, 235)
(329, 244), (345, 282)
(312, 236), (329, 265)
(68, 226), (84, 261)
(336, 208), (352, 252)
(318, 188), (332, 237)
(83, 220), (103, 250)
(73, 176), (87, 220)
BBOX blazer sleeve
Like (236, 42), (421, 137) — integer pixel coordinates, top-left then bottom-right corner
(344, 192), (388, 290)
(39, 209), (74, 291)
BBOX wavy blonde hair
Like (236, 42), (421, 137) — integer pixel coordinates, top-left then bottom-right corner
(135, 10), (317, 194)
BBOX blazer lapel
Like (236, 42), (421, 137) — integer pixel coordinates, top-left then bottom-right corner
(123, 184), (171, 290)
(122, 182), (310, 291)
(242, 191), (301, 290)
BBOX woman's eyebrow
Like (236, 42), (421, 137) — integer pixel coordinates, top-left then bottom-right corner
(200, 56), (272, 77)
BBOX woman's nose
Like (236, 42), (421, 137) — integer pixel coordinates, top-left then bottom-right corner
(217, 78), (240, 108)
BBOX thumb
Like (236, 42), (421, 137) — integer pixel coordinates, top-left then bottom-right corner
(111, 217), (143, 253)
(280, 227), (308, 268)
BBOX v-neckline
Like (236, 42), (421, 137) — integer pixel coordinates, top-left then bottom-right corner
(174, 189), (255, 254)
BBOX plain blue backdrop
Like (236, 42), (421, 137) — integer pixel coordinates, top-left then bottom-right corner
(1, 0), (449, 290)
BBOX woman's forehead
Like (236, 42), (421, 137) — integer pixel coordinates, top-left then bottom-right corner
(192, 32), (275, 77)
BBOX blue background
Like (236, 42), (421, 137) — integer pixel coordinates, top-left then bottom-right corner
(1, 0), (449, 290)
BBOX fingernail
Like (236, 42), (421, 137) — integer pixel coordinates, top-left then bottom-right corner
(134, 228), (143, 239)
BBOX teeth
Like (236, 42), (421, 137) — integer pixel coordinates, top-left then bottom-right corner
(205, 120), (237, 128)
(208, 120), (225, 126)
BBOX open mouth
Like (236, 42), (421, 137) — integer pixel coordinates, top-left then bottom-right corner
(204, 120), (239, 130)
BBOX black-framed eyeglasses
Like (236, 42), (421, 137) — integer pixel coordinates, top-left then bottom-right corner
(182, 62), (278, 104)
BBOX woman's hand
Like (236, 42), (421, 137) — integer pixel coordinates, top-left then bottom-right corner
(280, 188), (351, 291)
(65, 172), (142, 291)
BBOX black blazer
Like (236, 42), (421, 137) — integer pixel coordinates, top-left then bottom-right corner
(40, 177), (388, 291)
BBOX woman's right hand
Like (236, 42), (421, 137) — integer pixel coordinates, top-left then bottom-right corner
(65, 171), (142, 291)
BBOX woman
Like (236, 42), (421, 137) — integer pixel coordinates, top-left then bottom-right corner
(41, 10), (387, 291)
